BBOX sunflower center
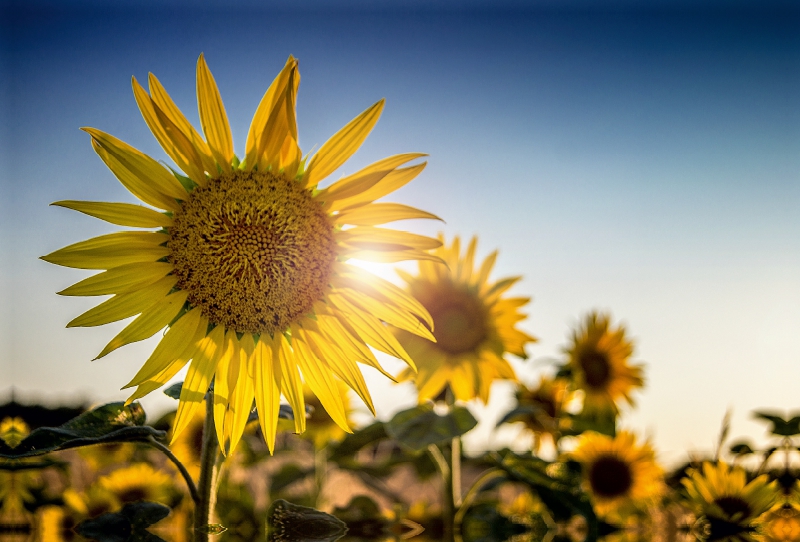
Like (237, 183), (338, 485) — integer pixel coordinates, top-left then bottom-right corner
(579, 349), (612, 389)
(169, 170), (337, 334)
(118, 487), (148, 504)
(714, 496), (752, 520)
(423, 285), (488, 355)
(588, 455), (633, 498)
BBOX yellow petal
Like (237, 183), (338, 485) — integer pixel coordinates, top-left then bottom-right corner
(131, 78), (207, 185)
(474, 250), (498, 289)
(83, 127), (188, 203)
(244, 56), (298, 170)
(41, 231), (169, 270)
(298, 325), (374, 416)
(52, 200), (172, 228)
(126, 357), (190, 404)
(226, 334), (256, 455)
(317, 153), (426, 205)
(337, 227), (442, 251)
(292, 328), (351, 432)
(196, 54), (234, 171)
(256, 65), (300, 174)
(341, 248), (445, 265)
(210, 330), (234, 451)
(304, 99), (384, 187)
(252, 334), (282, 453)
(457, 237), (477, 284)
(95, 290), (188, 359)
(334, 202), (441, 226)
(332, 265), (432, 329)
(171, 324), (225, 441)
(58, 262), (171, 296)
(334, 288), (434, 342)
(148, 72), (217, 175)
(123, 308), (206, 388)
(276, 334), (305, 434)
(67, 275), (176, 327)
(328, 163), (426, 213)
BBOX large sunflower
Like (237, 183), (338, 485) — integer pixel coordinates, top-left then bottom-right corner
(565, 312), (644, 417)
(42, 54), (441, 454)
(394, 235), (536, 403)
(571, 430), (663, 518)
(682, 462), (778, 535)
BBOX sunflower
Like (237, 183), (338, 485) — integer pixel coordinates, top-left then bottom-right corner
(394, 235), (536, 403)
(571, 431), (663, 518)
(97, 463), (177, 508)
(565, 312), (644, 417)
(682, 462), (778, 534)
(42, 54), (441, 454)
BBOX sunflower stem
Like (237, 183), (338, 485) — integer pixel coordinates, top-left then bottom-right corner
(194, 395), (221, 541)
(146, 436), (200, 505)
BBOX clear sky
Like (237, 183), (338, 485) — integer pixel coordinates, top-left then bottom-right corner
(2, 1), (799, 466)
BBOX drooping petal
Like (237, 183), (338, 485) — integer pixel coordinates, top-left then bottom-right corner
(95, 290), (188, 359)
(252, 334), (281, 453)
(196, 54), (234, 171)
(51, 201), (172, 228)
(275, 334), (305, 434)
(213, 329), (238, 452)
(226, 333), (256, 455)
(57, 262), (171, 297)
(126, 356), (191, 404)
(67, 275), (176, 328)
(303, 99), (384, 188)
(334, 288), (435, 342)
(171, 324), (225, 441)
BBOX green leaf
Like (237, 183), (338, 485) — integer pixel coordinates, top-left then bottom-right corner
(0, 402), (164, 459)
(729, 441), (755, 456)
(753, 411), (800, 437)
(267, 499), (348, 542)
(385, 404), (478, 453)
(163, 382), (183, 400)
(560, 411), (616, 438)
(328, 422), (388, 462)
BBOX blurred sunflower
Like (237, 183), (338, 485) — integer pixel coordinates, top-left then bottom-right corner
(97, 463), (178, 508)
(682, 462), (778, 533)
(565, 312), (644, 417)
(395, 235), (536, 403)
(0, 417), (28, 448)
(42, 54), (441, 454)
(508, 376), (568, 452)
(571, 431), (663, 518)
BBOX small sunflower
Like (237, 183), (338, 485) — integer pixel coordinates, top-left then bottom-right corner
(42, 54), (441, 454)
(682, 462), (778, 532)
(761, 504), (800, 542)
(97, 463), (177, 508)
(571, 431), (663, 518)
(565, 312), (644, 417)
(395, 235), (536, 403)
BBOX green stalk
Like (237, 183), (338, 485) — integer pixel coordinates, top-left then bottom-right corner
(194, 396), (221, 541)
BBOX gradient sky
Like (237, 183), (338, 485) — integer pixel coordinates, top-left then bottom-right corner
(2, 1), (799, 466)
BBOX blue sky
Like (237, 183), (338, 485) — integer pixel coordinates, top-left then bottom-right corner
(2, 2), (799, 464)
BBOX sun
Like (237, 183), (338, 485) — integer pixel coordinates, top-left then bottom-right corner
(394, 235), (536, 403)
(42, 54), (441, 455)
